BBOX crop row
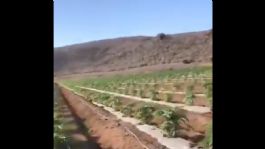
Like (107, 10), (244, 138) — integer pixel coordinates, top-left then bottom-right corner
(62, 66), (212, 90)
(62, 67), (212, 108)
(73, 88), (211, 141)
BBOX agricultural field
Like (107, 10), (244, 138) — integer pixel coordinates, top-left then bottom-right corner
(57, 66), (212, 149)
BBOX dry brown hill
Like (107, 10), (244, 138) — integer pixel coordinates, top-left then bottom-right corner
(54, 30), (212, 76)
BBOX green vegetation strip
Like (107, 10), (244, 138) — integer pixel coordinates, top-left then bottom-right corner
(75, 86), (211, 114)
(60, 66), (212, 107)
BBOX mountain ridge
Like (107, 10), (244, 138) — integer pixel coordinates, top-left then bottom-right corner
(54, 30), (212, 76)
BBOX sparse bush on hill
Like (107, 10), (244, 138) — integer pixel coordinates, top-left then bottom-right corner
(157, 33), (167, 40)
(182, 59), (194, 64)
(140, 63), (148, 67)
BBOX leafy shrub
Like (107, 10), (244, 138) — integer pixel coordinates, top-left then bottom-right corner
(182, 59), (194, 64)
(160, 121), (177, 137)
(108, 97), (122, 111)
(121, 104), (135, 117)
(54, 124), (67, 144)
(135, 105), (155, 123)
(157, 33), (167, 40)
(154, 109), (184, 137)
(204, 81), (212, 103)
(97, 94), (111, 105)
(54, 113), (68, 148)
(154, 109), (180, 123)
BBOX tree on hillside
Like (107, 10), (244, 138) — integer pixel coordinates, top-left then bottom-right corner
(157, 33), (167, 40)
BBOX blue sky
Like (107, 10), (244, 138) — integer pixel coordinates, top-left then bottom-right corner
(54, 0), (212, 47)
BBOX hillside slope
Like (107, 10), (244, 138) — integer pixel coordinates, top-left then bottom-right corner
(54, 30), (212, 76)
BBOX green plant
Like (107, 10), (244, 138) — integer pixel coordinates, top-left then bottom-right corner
(184, 85), (195, 105)
(135, 105), (155, 123)
(101, 98), (110, 106)
(204, 82), (212, 103)
(154, 109), (181, 123)
(160, 121), (177, 137)
(108, 97), (122, 111)
(121, 104), (134, 117)
(154, 109), (183, 137)
(54, 124), (67, 143)
(97, 94), (111, 105)
(54, 113), (69, 149)
(100, 94), (111, 100)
